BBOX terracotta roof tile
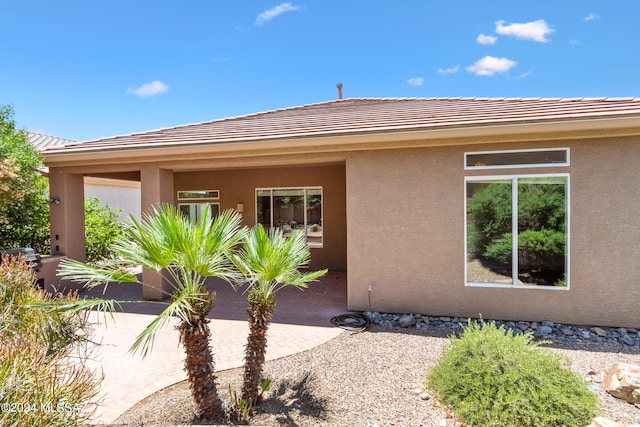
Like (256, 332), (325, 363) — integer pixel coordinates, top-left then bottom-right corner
(45, 97), (640, 153)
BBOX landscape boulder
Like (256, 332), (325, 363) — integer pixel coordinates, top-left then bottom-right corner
(602, 362), (640, 406)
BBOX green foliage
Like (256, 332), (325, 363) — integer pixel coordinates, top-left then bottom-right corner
(467, 181), (566, 268)
(0, 256), (102, 426)
(228, 379), (272, 422)
(0, 190), (50, 254)
(427, 320), (600, 427)
(233, 224), (327, 408)
(483, 229), (566, 268)
(0, 105), (50, 253)
(0, 105), (43, 207)
(84, 196), (127, 262)
(59, 204), (245, 421)
(467, 183), (512, 257)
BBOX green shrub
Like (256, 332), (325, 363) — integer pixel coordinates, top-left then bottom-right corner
(427, 320), (600, 427)
(483, 229), (566, 268)
(467, 182), (566, 265)
(0, 256), (102, 426)
(84, 196), (127, 262)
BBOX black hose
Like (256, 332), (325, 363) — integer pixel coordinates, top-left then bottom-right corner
(330, 312), (370, 333)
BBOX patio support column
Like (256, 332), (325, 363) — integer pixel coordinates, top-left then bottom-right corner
(48, 167), (86, 261)
(140, 166), (174, 300)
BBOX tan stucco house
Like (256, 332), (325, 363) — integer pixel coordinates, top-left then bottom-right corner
(43, 97), (640, 328)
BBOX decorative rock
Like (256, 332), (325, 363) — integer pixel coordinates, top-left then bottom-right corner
(537, 325), (553, 335)
(588, 417), (627, 427)
(561, 327), (574, 336)
(602, 362), (640, 406)
(398, 314), (416, 328)
(363, 311), (640, 349)
(593, 327), (608, 337)
(419, 392), (430, 400)
(621, 335), (636, 346)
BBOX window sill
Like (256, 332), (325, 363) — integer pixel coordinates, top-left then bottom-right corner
(465, 283), (569, 290)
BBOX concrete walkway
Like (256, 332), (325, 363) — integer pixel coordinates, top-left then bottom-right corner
(82, 271), (347, 425)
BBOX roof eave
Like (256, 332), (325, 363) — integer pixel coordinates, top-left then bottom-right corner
(44, 116), (640, 167)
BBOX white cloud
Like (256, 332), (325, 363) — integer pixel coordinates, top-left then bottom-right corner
(569, 39), (580, 45)
(126, 80), (169, 98)
(466, 56), (517, 76)
(495, 19), (554, 43)
(211, 57), (231, 62)
(255, 3), (301, 25)
(584, 13), (600, 22)
(477, 34), (498, 45)
(437, 65), (460, 75)
(406, 77), (424, 87)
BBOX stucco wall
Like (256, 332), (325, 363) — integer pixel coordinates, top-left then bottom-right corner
(346, 137), (640, 328)
(84, 177), (141, 223)
(174, 164), (347, 271)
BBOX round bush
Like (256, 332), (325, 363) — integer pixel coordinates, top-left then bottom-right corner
(427, 320), (600, 426)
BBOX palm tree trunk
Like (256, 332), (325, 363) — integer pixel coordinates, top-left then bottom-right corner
(179, 317), (225, 421)
(241, 303), (273, 408)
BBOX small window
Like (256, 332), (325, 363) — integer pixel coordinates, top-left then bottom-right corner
(177, 190), (220, 200)
(179, 203), (220, 222)
(256, 187), (323, 248)
(465, 149), (568, 170)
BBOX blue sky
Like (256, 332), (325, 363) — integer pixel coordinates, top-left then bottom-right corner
(2, 1), (638, 142)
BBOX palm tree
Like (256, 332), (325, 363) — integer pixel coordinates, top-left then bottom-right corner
(232, 224), (327, 409)
(58, 204), (244, 421)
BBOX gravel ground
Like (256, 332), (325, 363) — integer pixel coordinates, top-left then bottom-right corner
(115, 324), (640, 426)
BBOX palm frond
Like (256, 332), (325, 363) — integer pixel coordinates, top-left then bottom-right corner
(57, 258), (139, 287)
(129, 287), (208, 357)
(234, 224), (327, 298)
(26, 297), (120, 314)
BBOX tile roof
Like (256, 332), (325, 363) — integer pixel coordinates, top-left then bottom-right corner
(28, 132), (75, 151)
(45, 97), (640, 153)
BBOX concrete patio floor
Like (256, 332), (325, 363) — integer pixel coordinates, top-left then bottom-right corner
(80, 270), (347, 425)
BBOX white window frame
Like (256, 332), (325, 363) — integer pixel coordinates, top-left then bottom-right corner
(177, 190), (220, 200)
(178, 202), (220, 223)
(464, 173), (570, 290)
(464, 148), (570, 170)
(256, 186), (323, 248)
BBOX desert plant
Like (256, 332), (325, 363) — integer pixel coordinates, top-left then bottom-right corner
(232, 225), (326, 410)
(0, 255), (109, 427)
(427, 319), (600, 427)
(58, 204), (245, 422)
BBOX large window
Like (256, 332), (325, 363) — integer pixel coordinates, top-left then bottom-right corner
(465, 174), (569, 288)
(256, 187), (323, 248)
